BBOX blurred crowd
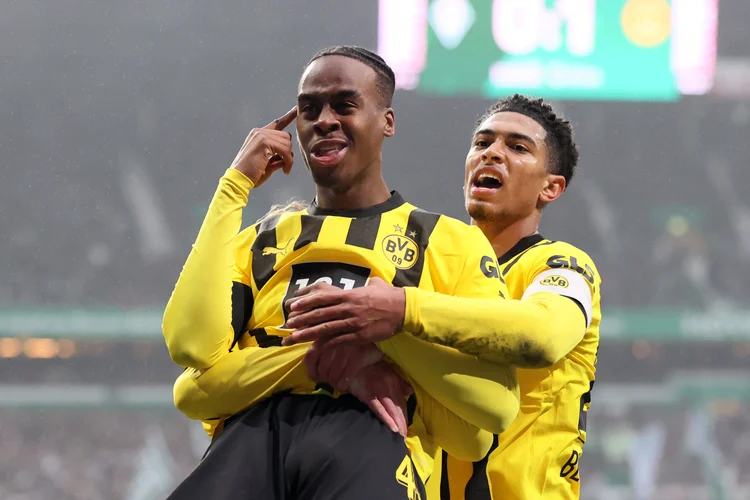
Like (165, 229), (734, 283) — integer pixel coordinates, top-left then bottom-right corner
(583, 402), (750, 499)
(0, 410), (206, 500)
(2, 403), (749, 500)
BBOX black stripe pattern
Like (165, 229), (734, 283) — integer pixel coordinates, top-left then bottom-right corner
(406, 394), (417, 427)
(294, 215), (324, 251)
(463, 434), (499, 499)
(229, 281), (254, 350)
(440, 449), (451, 500)
(251, 214), (282, 292)
(578, 380), (595, 435)
(392, 210), (441, 288)
(249, 327), (283, 348)
(497, 233), (544, 265)
(345, 214), (382, 250)
(502, 241), (554, 277)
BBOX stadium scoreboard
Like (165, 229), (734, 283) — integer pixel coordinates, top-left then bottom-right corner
(378, 0), (717, 101)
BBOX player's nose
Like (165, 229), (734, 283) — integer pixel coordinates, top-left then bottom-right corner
(481, 145), (504, 164)
(313, 106), (341, 135)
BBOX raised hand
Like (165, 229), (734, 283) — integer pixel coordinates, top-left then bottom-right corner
(231, 107), (297, 187)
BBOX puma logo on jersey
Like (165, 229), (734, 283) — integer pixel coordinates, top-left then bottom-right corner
(262, 239), (293, 256)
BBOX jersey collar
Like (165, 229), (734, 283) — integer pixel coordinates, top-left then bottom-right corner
(308, 191), (406, 217)
(497, 233), (545, 265)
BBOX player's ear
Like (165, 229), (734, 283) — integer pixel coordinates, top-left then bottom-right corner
(539, 174), (565, 204)
(383, 108), (395, 138)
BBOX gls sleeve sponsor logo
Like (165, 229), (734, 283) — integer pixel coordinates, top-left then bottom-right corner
(480, 255), (499, 278)
(546, 255), (595, 285)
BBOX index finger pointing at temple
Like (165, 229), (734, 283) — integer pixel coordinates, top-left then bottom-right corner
(264, 106), (298, 131)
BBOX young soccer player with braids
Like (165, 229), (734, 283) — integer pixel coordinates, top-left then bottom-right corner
(283, 95), (602, 500)
(163, 46), (521, 500)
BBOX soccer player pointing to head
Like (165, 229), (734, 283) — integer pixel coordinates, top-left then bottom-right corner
(296, 52), (394, 207)
(163, 47), (521, 500)
(284, 95), (601, 500)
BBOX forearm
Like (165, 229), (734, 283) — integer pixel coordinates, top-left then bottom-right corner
(403, 288), (586, 368)
(378, 334), (519, 435)
(174, 343), (313, 420)
(410, 382), (495, 462)
(163, 168), (253, 369)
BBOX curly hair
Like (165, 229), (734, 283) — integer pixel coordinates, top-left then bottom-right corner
(477, 94), (579, 186)
(305, 45), (396, 108)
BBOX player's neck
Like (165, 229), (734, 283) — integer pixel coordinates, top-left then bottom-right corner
(314, 173), (392, 211)
(476, 215), (540, 259)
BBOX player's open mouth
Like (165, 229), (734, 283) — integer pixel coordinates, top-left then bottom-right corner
(471, 173), (503, 195)
(310, 139), (348, 167)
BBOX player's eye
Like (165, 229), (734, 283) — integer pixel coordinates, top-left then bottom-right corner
(300, 104), (318, 115)
(335, 102), (356, 113)
(512, 143), (529, 153)
(474, 139), (489, 148)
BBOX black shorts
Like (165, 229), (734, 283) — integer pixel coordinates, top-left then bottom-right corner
(167, 392), (426, 500)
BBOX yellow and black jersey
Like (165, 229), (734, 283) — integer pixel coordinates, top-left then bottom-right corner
(427, 234), (601, 500)
(230, 189), (499, 352)
(163, 168), (520, 480)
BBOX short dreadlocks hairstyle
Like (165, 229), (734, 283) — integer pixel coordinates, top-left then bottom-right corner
(476, 94), (579, 186)
(305, 46), (396, 108)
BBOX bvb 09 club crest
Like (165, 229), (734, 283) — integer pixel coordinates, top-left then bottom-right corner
(382, 233), (419, 270)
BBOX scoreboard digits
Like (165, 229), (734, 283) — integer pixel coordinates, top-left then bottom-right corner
(378, 0), (718, 101)
(492, 0), (596, 57)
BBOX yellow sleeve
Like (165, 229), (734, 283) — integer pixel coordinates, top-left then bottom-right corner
(402, 244), (597, 368)
(174, 338), (495, 462)
(162, 168), (255, 369)
(379, 224), (519, 450)
(173, 343), (314, 420)
(410, 382), (493, 463)
(405, 292), (586, 368)
(379, 335), (517, 437)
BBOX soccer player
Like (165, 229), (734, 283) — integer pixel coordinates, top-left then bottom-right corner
(283, 95), (601, 500)
(162, 46), (519, 500)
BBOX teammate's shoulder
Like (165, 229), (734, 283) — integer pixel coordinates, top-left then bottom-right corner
(538, 239), (597, 264)
(422, 210), (480, 237)
(525, 238), (600, 286)
(397, 204), (476, 238)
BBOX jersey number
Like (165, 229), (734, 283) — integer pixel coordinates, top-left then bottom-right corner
(396, 455), (422, 500)
(282, 262), (371, 321)
(293, 277), (358, 289)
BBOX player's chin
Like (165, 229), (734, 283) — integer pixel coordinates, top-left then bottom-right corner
(466, 199), (499, 221)
(309, 162), (347, 187)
